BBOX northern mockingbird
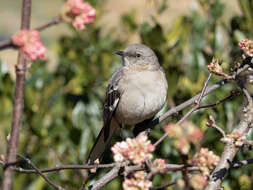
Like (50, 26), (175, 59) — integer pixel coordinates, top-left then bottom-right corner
(87, 44), (168, 164)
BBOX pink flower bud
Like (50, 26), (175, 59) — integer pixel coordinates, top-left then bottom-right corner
(11, 30), (46, 61)
(62, 0), (96, 30)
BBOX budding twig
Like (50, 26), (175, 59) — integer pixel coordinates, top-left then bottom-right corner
(206, 115), (226, 139)
(17, 154), (65, 190)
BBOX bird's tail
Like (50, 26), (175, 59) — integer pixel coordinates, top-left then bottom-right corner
(86, 118), (119, 164)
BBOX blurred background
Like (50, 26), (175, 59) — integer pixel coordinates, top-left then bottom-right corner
(0, 0), (253, 189)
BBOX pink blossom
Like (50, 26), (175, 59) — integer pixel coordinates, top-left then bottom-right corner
(190, 174), (208, 190)
(188, 128), (203, 144)
(11, 30), (46, 61)
(152, 158), (166, 170)
(206, 58), (223, 75)
(62, 0), (96, 30)
(111, 133), (155, 165)
(176, 138), (190, 155)
(238, 39), (253, 57)
(190, 148), (220, 177)
(164, 121), (203, 154)
(122, 171), (152, 190)
(226, 129), (246, 147)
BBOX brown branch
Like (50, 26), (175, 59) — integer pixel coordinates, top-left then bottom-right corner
(206, 115), (226, 138)
(205, 88), (253, 190)
(87, 163), (199, 190)
(0, 161), (115, 174)
(150, 182), (176, 190)
(35, 16), (62, 31)
(150, 63), (250, 129)
(0, 16), (62, 51)
(88, 163), (121, 190)
(0, 40), (14, 50)
(197, 89), (240, 110)
(17, 154), (65, 190)
(1, 0), (31, 189)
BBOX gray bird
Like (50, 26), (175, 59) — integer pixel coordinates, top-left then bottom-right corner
(87, 44), (168, 164)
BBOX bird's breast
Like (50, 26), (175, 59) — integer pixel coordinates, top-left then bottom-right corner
(115, 70), (168, 125)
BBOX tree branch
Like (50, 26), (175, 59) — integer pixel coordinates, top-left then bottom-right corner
(205, 88), (253, 190)
(0, 159), (115, 174)
(1, 0), (31, 189)
(17, 154), (65, 190)
(0, 16), (62, 51)
(148, 62), (250, 131)
(87, 163), (199, 190)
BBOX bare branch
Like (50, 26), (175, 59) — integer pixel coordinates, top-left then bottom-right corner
(17, 154), (65, 190)
(36, 16), (62, 31)
(0, 40), (14, 51)
(87, 163), (199, 190)
(206, 115), (226, 138)
(0, 161), (115, 174)
(150, 182), (176, 190)
(1, 0), (31, 189)
(197, 90), (240, 110)
(88, 163), (121, 190)
(205, 88), (253, 190)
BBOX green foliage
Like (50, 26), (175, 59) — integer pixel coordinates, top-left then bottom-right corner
(0, 0), (253, 189)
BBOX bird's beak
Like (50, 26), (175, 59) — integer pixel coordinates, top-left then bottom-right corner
(115, 51), (124, 57)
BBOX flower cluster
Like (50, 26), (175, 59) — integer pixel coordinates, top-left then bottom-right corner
(223, 129), (246, 147)
(190, 148), (220, 177)
(11, 30), (46, 61)
(206, 58), (228, 77)
(62, 0), (96, 30)
(189, 174), (208, 190)
(188, 148), (220, 189)
(164, 121), (203, 155)
(122, 171), (152, 190)
(152, 158), (166, 171)
(207, 58), (222, 74)
(111, 133), (155, 165)
(238, 39), (253, 57)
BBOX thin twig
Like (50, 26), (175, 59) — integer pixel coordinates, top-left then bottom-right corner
(150, 182), (176, 190)
(151, 63), (250, 129)
(206, 115), (227, 138)
(0, 40), (14, 50)
(0, 162), (115, 174)
(212, 123), (226, 139)
(0, 16), (62, 51)
(17, 154), (65, 190)
(197, 90), (240, 110)
(1, 1), (31, 189)
(36, 16), (62, 31)
(154, 74), (212, 147)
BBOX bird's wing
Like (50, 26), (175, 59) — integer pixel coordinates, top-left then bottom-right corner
(86, 68), (123, 164)
(103, 68), (123, 140)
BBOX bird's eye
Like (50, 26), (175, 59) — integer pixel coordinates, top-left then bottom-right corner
(136, 53), (141, 58)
